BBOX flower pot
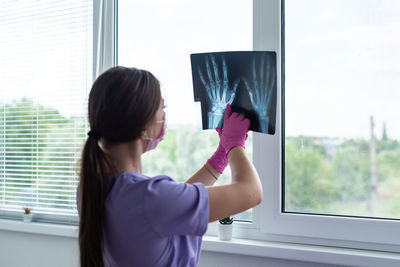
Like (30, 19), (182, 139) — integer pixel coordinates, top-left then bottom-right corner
(23, 213), (33, 223)
(218, 223), (233, 241)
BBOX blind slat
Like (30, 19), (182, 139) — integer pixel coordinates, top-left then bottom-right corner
(0, 173), (76, 179)
(1, 160), (80, 164)
(3, 181), (77, 188)
(2, 186), (76, 194)
(2, 195), (76, 203)
(2, 191), (77, 198)
(1, 151), (83, 157)
(1, 200), (77, 209)
(4, 169), (75, 175)
(2, 128), (88, 132)
(1, 157), (80, 161)
(0, 177), (78, 184)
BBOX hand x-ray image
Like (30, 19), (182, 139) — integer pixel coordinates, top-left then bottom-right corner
(190, 51), (277, 134)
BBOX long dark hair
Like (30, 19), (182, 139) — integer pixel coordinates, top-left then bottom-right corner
(78, 66), (161, 267)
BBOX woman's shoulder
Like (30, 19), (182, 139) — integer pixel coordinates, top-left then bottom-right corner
(112, 171), (178, 193)
(106, 172), (181, 206)
(116, 171), (175, 183)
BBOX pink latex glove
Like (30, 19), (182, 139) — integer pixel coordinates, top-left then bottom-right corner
(207, 104), (250, 174)
(206, 128), (228, 174)
(219, 104), (250, 155)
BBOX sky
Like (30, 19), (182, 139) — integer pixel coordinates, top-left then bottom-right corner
(118, 0), (400, 140)
(1, 0), (399, 140)
(285, 0), (400, 139)
(118, 0), (253, 131)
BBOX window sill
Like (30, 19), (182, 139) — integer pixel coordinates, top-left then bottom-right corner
(0, 218), (78, 238)
(202, 235), (400, 267)
(1, 219), (399, 266)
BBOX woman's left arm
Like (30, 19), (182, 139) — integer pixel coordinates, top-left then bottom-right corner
(185, 162), (220, 186)
(186, 128), (227, 185)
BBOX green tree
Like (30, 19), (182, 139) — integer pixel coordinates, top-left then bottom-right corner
(142, 126), (222, 182)
(0, 98), (85, 210)
(381, 122), (388, 141)
(285, 137), (338, 213)
(329, 137), (400, 218)
(331, 141), (370, 203)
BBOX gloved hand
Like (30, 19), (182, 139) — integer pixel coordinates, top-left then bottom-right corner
(207, 128), (228, 174)
(207, 104), (250, 174)
(219, 104), (250, 155)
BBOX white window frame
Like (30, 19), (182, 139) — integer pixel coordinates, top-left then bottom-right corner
(207, 0), (400, 253)
(94, 0), (118, 78)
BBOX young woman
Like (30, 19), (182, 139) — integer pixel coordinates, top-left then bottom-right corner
(77, 66), (262, 267)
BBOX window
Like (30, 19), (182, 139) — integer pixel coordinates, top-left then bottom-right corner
(284, 0), (400, 220)
(259, 0), (400, 251)
(118, 0), (253, 222)
(0, 0), (95, 223)
(3, 0), (399, 254)
(119, 1), (400, 250)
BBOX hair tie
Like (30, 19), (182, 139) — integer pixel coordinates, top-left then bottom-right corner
(87, 130), (101, 140)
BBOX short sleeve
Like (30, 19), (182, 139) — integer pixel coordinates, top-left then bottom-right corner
(143, 175), (209, 237)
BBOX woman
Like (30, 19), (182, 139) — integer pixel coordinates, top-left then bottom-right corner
(77, 66), (262, 267)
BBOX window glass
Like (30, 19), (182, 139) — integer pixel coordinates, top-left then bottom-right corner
(284, 0), (400, 219)
(119, 0), (253, 221)
(0, 0), (93, 216)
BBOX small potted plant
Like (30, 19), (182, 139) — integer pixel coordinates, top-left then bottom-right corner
(22, 207), (33, 222)
(218, 216), (233, 241)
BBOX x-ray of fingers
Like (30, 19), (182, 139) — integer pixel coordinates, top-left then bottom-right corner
(190, 51), (277, 134)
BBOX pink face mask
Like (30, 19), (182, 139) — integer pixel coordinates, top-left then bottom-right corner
(142, 113), (166, 153)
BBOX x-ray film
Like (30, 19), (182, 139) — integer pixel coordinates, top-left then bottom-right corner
(190, 51), (277, 134)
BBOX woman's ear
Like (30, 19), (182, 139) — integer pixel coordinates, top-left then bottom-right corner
(97, 138), (109, 154)
(140, 128), (148, 139)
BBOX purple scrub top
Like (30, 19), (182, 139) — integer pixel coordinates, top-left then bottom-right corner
(77, 171), (209, 267)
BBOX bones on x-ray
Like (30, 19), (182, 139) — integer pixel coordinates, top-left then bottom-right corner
(190, 51), (277, 134)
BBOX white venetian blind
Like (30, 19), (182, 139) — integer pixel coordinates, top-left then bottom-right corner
(0, 0), (93, 217)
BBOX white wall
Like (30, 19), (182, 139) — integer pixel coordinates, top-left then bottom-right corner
(198, 251), (340, 267)
(0, 230), (341, 267)
(0, 230), (79, 267)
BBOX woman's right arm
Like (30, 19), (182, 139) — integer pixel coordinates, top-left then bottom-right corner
(206, 146), (262, 222)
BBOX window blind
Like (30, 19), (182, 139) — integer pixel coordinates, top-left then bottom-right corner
(0, 0), (93, 218)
